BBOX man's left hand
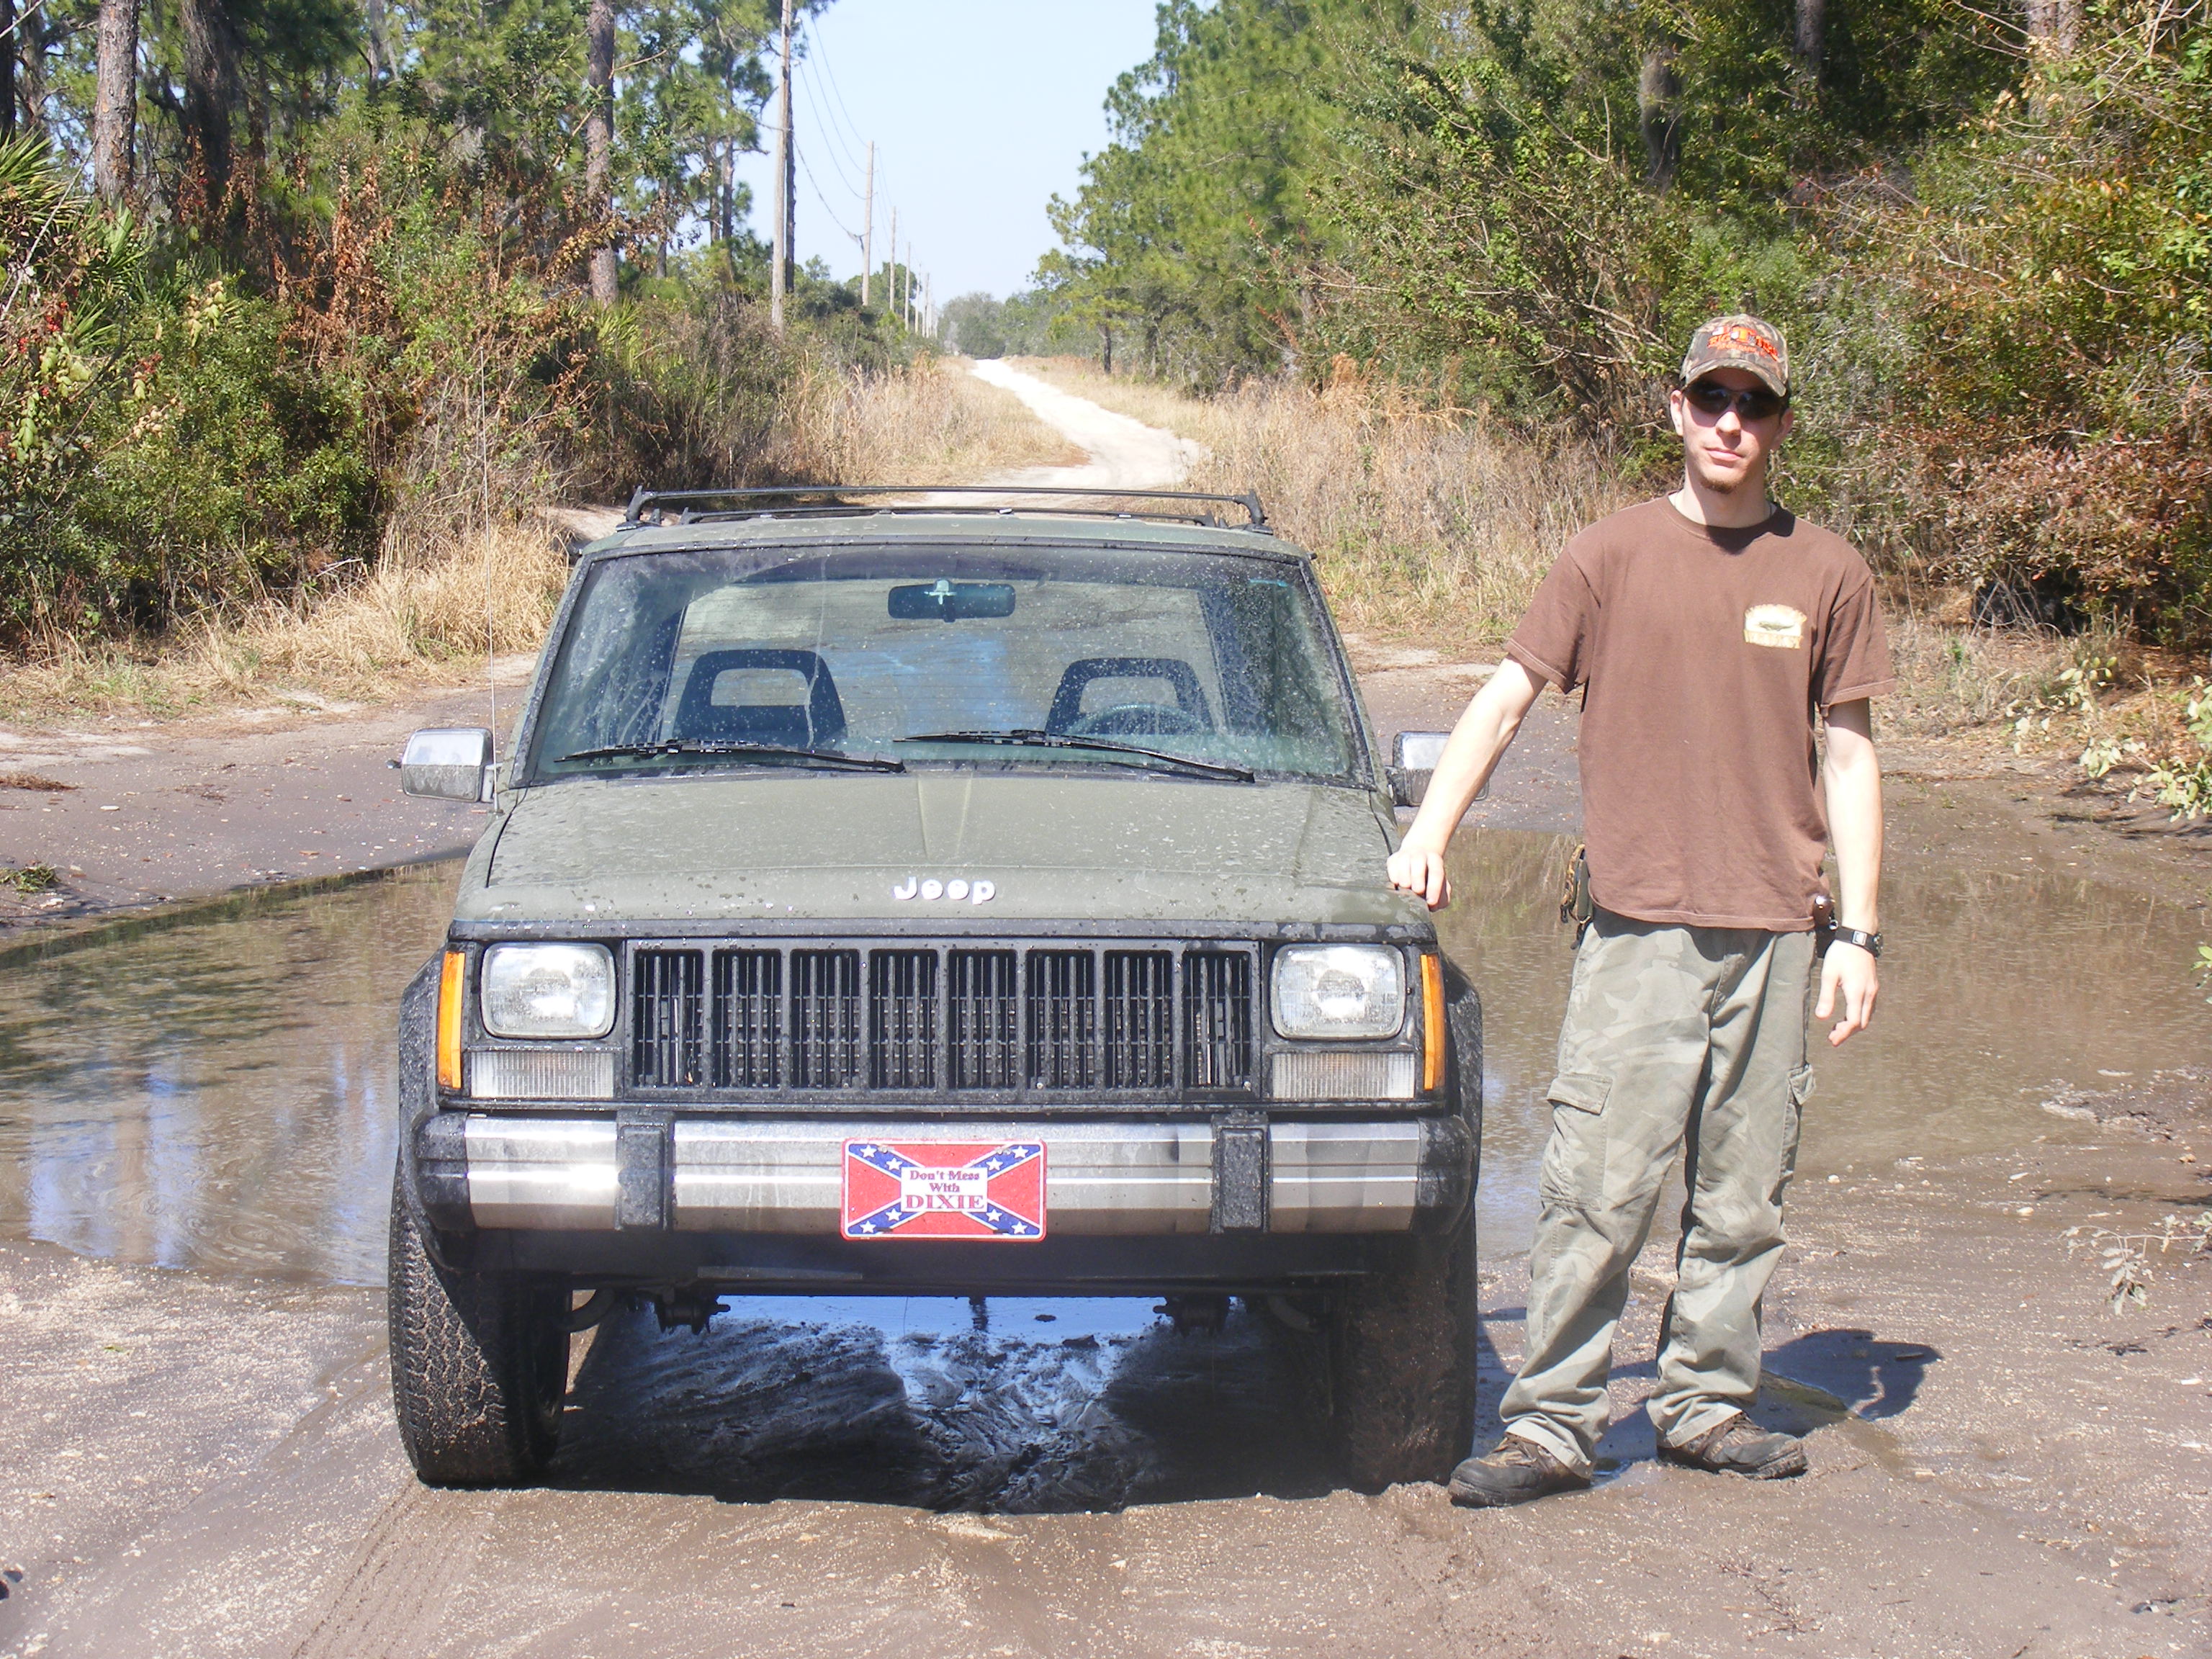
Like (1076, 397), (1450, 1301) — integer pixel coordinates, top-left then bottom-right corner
(1815, 940), (1879, 1046)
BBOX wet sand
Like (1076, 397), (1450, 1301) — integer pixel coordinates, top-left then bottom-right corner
(0, 671), (527, 936)
(0, 1133), (2202, 1657)
(0, 660), (2206, 1657)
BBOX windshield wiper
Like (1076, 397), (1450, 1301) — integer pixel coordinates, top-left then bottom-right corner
(896, 729), (1254, 782)
(557, 739), (905, 773)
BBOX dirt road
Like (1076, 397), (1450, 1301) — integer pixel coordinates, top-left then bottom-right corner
(0, 677), (519, 931)
(967, 359), (1205, 490)
(1, 374), (2207, 1658)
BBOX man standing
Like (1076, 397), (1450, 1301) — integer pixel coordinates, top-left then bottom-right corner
(1388, 315), (1891, 1506)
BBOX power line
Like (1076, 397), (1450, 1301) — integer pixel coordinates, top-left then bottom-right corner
(794, 61), (859, 195)
(795, 54), (866, 194)
(804, 25), (876, 182)
(797, 145), (862, 246)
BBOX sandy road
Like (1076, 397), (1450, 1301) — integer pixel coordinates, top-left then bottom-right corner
(0, 372), (2208, 1658)
(966, 359), (1206, 492)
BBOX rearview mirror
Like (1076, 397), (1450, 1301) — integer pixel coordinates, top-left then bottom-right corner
(1385, 730), (1485, 809)
(889, 580), (1017, 621)
(400, 727), (493, 801)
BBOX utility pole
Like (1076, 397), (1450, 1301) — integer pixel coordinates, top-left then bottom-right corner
(925, 273), (933, 341)
(887, 205), (897, 326)
(769, 0), (793, 330)
(782, 0), (796, 292)
(860, 141), (874, 307)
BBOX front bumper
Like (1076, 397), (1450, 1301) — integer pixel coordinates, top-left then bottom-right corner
(413, 1110), (1473, 1238)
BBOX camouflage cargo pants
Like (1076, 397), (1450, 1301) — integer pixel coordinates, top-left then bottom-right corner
(1498, 911), (1815, 1473)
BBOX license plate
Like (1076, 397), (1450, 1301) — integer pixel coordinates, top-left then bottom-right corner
(840, 1139), (1047, 1241)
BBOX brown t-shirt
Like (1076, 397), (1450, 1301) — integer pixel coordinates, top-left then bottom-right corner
(1506, 496), (1895, 931)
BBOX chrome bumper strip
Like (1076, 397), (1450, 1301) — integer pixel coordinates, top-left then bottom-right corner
(1269, 1121), (1423, 1232)
(462, 1114), (1431, 1236)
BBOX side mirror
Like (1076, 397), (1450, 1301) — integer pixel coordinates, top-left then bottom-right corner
(400, 727), (494, 801)
(1385, 731), (1485, 809)
(1386, 731), (1445, 808)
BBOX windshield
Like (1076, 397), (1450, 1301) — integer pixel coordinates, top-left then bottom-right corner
(525, 542), (1364, 785)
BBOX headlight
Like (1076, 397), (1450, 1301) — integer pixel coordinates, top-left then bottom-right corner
(1271, 945), (1406, 1040)
(480, 943), (615, 1038)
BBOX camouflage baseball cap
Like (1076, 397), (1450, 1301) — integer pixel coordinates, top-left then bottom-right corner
(1681, 314), (1789, 398)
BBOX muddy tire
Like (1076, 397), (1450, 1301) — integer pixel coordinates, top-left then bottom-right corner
(1328, 1220), (1479, 1491)
(1330, 970), (1482, 1490)
(387, 1179), (568, 1485)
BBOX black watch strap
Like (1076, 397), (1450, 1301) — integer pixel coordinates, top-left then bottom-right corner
(1827, 926), (1881, 958)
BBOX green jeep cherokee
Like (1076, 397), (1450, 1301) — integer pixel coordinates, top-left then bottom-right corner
(388, 486), (1480, 1493)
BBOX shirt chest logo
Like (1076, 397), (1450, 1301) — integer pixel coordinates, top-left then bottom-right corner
(1744, 603), (1807, 649)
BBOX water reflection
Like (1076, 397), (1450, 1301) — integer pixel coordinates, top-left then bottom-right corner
(1435, 817), (2212, 1254)
(0, 817), (2206, 1286)
(0, 865), (458, 1284)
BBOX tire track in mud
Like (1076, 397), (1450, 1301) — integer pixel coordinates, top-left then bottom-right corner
(551, 1302), (1336, 1514)
(286, 1484), (498, 1659)
(11, 1323), (405, 1658)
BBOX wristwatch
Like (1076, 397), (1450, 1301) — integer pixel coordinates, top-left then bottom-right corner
(1826, 927), (1882, 958)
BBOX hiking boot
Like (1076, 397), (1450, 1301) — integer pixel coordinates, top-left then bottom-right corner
(1657, 1413), (1807, 1480)
(1447, 1434), (1593, 1508)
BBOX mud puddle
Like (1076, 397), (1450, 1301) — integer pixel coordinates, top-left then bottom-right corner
(554, 1295), (1336, 1513)
(1442, 818), (2212, 1249)
(9, 822), (2201, 1285)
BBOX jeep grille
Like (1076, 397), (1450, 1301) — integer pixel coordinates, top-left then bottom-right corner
(627, 942), (1255, 1102)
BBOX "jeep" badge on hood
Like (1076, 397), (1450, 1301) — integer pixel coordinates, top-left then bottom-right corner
(892, 876), (997, 904)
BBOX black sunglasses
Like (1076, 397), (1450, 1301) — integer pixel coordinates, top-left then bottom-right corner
(1684, 380), (1786, 421)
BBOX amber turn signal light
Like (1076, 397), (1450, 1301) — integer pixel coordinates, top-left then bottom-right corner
(437, 949), (465, 1090)
(1421, 953), (1446, 1092)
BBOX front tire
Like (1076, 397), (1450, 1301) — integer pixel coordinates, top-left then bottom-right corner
(1330, 966), (1483, 1489)
(387, 1178), (568, 1485)
(1328, 1220), (1479, 1490)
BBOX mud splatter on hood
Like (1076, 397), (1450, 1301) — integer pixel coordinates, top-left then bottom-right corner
(459, 770), (1412, 926)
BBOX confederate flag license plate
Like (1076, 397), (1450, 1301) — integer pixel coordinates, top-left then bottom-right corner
(840, 1139), (1047, 1241)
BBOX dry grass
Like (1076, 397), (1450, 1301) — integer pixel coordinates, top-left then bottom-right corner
(1879, 614), (2075, 739)
(0, 524), (571, 724)
(0, 356), (1081, 727)
(786, 356), (1083, 483)
(1017, 356), (1634, 648)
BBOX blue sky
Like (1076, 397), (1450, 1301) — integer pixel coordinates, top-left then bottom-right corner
(724, 0), (1161, 302)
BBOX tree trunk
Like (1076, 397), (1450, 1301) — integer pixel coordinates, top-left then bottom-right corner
(179, 0), (241, 225)
(1638, 47), (1681, 189)
(1, 0), (16, 143)
(583, 0), (616, 306)
(1794, 0), (1825, 82)
(92, 0), (139, 200)
(2026, 0), (2080, 53)
(362, 0), (391, 82)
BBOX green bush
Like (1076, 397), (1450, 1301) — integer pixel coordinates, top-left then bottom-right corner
(73, 282), (385, 623)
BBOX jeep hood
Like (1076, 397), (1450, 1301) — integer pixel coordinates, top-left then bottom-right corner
(457, 771), (1411, 926)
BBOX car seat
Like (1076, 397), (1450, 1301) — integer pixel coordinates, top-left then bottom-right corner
(1046, 657), (1213, 734)
(673, 649), (848, 747)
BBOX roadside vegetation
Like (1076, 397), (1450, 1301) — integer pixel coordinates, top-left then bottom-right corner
(0, 0), (1062, 723)
(0, 360), (1073, 721)
(974, 0), (2212, 806)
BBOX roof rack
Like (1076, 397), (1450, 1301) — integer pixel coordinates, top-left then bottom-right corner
(618, 483), (1269, 532)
